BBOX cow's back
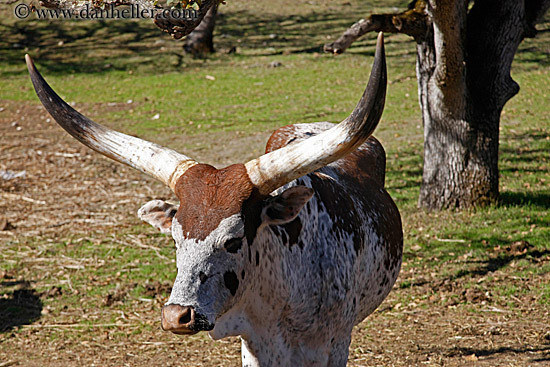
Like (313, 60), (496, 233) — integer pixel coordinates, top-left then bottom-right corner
(266, 122), (387, 187)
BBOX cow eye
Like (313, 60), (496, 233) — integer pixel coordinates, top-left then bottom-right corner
(224, 238), (243, 253)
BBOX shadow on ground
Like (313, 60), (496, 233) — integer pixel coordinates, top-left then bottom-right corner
(400, 246), (550, 291)
(445, 345), (550, 364)
(0, 5), (375, 75)
(0, 281), (43, 332)
(453, 247), (550, 280)
(501, 191), (550, 210)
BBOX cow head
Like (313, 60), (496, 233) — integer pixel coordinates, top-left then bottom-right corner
(26, 33), (386, 337)
(137, 166), (314, 335)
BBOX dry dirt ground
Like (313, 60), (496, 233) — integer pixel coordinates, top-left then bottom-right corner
(1, 100), (550, 366)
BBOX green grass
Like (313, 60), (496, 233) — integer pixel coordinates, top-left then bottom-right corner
(0, 0), (549, 345)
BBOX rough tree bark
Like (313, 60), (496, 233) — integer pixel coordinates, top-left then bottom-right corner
(325, 0), (549, 210)
(184, 4), (218, 56)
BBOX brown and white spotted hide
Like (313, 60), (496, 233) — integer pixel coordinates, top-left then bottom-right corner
(139, 121), (403, 367)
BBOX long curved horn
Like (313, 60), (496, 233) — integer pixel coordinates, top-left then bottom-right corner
(245, 32), (387, 196)
(26, 55), (197, 191)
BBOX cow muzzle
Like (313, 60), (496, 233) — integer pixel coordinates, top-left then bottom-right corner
(161, 304), (213, 335)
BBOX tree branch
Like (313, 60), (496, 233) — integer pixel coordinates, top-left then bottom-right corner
(524, 0), (550, 37)
(154, 0), (219, 39)
(324, 0), (428, 55)
(429, 0), (468, 111)
(38, 0), (219, 39)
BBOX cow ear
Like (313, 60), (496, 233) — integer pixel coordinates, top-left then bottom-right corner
(262, 186), (314, 225)
(138, 200), (178, 234)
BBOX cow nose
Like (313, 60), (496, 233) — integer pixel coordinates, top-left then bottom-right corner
(161, 304), (197, 335)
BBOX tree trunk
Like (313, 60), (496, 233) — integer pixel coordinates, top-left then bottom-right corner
(184, 5), (218, 56)
(417, 0), (529, 209)
(324, 0), (548, 210)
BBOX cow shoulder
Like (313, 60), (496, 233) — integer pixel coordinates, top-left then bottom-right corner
(337, 137), (386, 187)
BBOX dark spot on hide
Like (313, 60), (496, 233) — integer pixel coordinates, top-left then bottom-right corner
(280, 217), (302, 248)
(381, 275), (389, 287)
(269, 215), (303, 249)
(241, 270), (245, 280)
(199, 271), (208, 284)
(255, 251), (260, 266)
(242, 189), (264, 247)
(309, 174), (364, 253)
(223, 271), (239, 296)
(224, 238), (243, 253)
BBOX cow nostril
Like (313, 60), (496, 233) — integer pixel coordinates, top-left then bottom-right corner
(179, 310), (192, 325)
(161, 305), (210, 334)
(162, 305), (196, 332)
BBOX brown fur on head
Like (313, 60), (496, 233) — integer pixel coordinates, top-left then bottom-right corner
(173, 164), (255, 241)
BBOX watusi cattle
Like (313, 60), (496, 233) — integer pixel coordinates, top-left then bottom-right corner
(26, 32), (402, 367)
